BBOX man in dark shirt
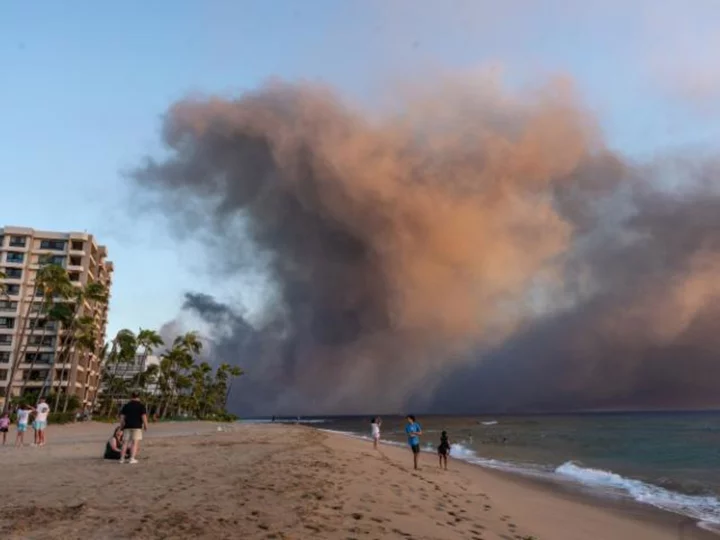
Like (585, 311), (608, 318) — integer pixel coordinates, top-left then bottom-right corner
(119, 392), (148, 464)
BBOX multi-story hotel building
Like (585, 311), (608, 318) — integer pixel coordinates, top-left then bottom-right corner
(0, 226), (113, 409)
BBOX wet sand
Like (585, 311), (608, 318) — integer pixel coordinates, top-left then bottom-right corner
(0, 421), (714, 539)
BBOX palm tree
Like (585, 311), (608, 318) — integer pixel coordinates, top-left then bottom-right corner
(190, 361), (212, 417)
(49, 281), (108, 410)
(174, 331), (202, 355)
(61, 316), (98, 412)
(127, 328), (163, 386)
(134, 362), (160, 402)
(88, 342), (108, 414)
(100, 329), (137, 415)
(224, 365), (244, 409)
(159, 344), (192, 418)
(0, 270), (7, 298)
(17, 264), (73, 397)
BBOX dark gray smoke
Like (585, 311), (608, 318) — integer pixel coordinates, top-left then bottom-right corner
(132, 79), (720, 415)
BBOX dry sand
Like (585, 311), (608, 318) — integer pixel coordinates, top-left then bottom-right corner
(0, 421), (714, 539)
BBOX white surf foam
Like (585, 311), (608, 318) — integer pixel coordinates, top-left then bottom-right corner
(555, 461), (720, 529)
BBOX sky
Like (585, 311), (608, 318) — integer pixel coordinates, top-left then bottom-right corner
(1, 0), (719, 340)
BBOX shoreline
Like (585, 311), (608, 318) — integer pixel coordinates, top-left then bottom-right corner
(318, 425), (720, 535)
(318, 426), (718, 539)
(0, 421), (716, 539)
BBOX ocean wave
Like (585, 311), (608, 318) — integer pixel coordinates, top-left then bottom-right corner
(555, 462), (720, 528)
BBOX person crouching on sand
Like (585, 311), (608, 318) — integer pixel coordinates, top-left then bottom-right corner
(370, 417), (381, 450)
(104, 426), (133, 460)
(405, 415), (423, 470)
(438, 430), (451, 470)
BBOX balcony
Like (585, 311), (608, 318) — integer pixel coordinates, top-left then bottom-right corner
(5, 253), (25, 265)
(38, 240), (67, 252)
(9, 239), (27, 249)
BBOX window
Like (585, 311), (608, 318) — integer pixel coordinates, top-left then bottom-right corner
(0, 301), (18, 312)
(71, 240), (84, 251)
(5, 284), (20, 296)
(0, 370), (7, 379)
(0, 352), (10, 363)
(9, 236), (27, 247)
(25, 352), (54, 364)
(34, 319), (57, 331)
(24, 369), (49, 381)
(0, 318), (14, 329)
(0, 334), (11, 345)
(4, 267), (22, 279)
(6, 252), (24, 263)
(69, 256), (82, 267)
(28, 335), (55, 347)
(39, 239), (66, 251)
(39, 255), (65, 267)
(54, 369), (68, 381)
(69, 272), (81, 282)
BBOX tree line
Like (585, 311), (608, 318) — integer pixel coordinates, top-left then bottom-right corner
(98, 328), (243, 420)
(0, 265), (243, 420)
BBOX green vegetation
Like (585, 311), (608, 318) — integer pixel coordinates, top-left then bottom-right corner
(98, 329), (244, 420)
(0, 261), (244, 421)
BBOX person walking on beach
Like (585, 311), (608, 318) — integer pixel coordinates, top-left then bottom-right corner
(0, 412), (10, 445)
(405, 415), (423, 470)
(437, 430), (451, 470)
(15, 404), (31, 447)
(33, 397), (50, 446)
(371, 417), (381, 450)
(118, 392), (148, 464)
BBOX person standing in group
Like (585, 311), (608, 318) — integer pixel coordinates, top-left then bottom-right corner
(405, 415), (423, 470)
(370, 417), (382, 450)
(15, 404), (32, 447)
(118, 392), (148, 464)
(0, 412), (10, 445)
(33, 397), (51, 446)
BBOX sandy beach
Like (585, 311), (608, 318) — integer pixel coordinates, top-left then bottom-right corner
(0, 421), (714, 540)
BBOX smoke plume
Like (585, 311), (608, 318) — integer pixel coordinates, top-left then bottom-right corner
(132, 78), (720, 415)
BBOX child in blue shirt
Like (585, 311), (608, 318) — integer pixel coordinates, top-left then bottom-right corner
(405, 415), (423, 470)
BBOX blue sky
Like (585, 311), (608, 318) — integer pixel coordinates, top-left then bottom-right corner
(1, 1), (718, 338)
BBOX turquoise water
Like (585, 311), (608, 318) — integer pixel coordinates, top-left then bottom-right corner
(253, 412), (720, 529)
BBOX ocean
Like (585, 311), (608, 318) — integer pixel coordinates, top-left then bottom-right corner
(251, 412), (720, 531)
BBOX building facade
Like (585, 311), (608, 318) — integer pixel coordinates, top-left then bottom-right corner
(118, 353), (161, 394)
(0, 226), (113, 409)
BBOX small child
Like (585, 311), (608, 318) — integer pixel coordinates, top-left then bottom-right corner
(15, 405), (32, 447)
(370, 417), (381, 450)
(0, 412), (9, 445)
(438, 430), (451, 470)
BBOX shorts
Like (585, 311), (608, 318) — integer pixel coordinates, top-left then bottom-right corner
(372, 433), (380, 441)
(17, 423), (27, 433)
(410, 443), (420, 454)
(123, 428), (143, 442)
(33, 420), (47, 431)
(438, 445), (449, 456)
(0, 427), (8, 433)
